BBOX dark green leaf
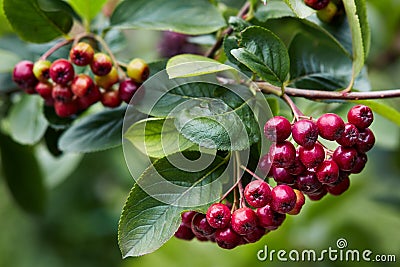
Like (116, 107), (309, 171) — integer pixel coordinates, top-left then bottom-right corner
(283, 0), (314, 18)
(3, 0), (73, 43)
(110, 0), (226, 35)
(228, 16), (252, 32)
(255, 0), (294, 21)
(0, 133), (46, 214)
(223, 36), (251, 73)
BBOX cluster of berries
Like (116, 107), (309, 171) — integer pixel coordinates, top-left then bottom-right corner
(12, 42), (149, 117)
(260, 105), (375, 200)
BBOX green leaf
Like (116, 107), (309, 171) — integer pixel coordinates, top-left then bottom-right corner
(255, 0), (295, 21)
(8, 95), (48, 145)
(110, 0), (226, 35)
(118, 151), (228, 257)
(283, 0), (315, 18)
(0, 49), (21, 73)
(289, 33), (352, 90)
(0, 133), (46, 214)
(350, 100), (400, 127)
(166, 54), (235, 79)
(124, 118), (195, 158)
(67, 0), (107, 22)
(223, 36), (251, 73)
(59, 107), (143, 153)
(231, 26), (290, 86)
(3, 0), (73, 43)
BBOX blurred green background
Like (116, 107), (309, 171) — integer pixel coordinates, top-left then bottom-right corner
(0, 1), (400, 267)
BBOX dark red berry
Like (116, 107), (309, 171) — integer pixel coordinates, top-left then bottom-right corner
(296, 171), (323, 194)
(271, 185), (296, 214)
(333, 146), (358, 171)
(90, 53), (112, 76)
(49, 59), (75, 85)
(286, 153), (306, 176)
(258, 153), (273, 177)
(304, 0), (330, 10)
(52, 84), (73, 102)
(244, 180), (272, 208)
(326, 176), (350, 196)
(71, 74), (95, 97)
(316, 159), (339, 184)
(101, 90), (122, 108)
(191, 213), (215, 238)
(263, 116), (292, 142)
(256, 204), (286, 230)
(69, 42), (94, 66)
(215, 226), (242, 249)
(269, 141), (296, 168)
(307, 186), (328, 201)
(356, 128), (375, 153)
(181, 211), (197, 228)
(119, 79), (140, 103)
(288, 189), (305, 215)
(336, 123), (359, 147)
(243, 226), (267, 243)
(317, 113), (345, 141)
(174, 224), (195, 240)
(292, 119), (319, 149)
(298, 143), (325, 169)
(35, 81), (53, 99)
(347, 105), (374, 130)
(54, 100), (78, 117)
(206, 203), (231, 229)
(351, 153), (367, 174)
(13, 60), (38, 89)
(76, 85), (102, 110)
(271, 166), (295, 185)
(231, 207), (258, 235)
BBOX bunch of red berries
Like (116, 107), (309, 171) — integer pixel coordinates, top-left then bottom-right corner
(12, 42), (149, 117)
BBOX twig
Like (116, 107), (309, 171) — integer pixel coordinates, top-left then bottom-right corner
(282, 94), (304, 120)
(40, 38), (74, 60)
(239, 165), (265, 182)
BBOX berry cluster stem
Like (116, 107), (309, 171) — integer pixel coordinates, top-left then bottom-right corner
(40, 38), (74, 60)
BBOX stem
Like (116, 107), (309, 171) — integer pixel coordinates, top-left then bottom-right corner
(234, 152), (245, 208)
(282, 94), (304, 120)
(40, 38), (74, 60)
(239, 165), (265, 181)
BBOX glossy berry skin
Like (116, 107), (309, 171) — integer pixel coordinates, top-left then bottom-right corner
(35, 81), (53, 99)
(90, 53), (113, 76)
(54, 100), (78, 118)
(286, 153), (306, 176)
(304, 0), (330, 10)
(33, 60), (51, 82)
(181, 211), (197, 228)
(49, 59), (75, 85)
(127, 58), (150, 83)
(101, 91), (122, 108)
(76, 85), (102, 110)
(271, 185), (296, 214)
(347, 105), (374, 130)
(243, 226), (267, 243)
(317, 113), (345, 141)
(52, 84), (73, 102)
(316, 159), (339, 184)
(231, 207), (258, 235)
(351, 153), (367, 174)
(215, 226), (242, 249)
(258, 153), (273, 177)
(244, 180), (272, 208)
(118, 79), (140, 103)
(296, 171), (323, 194)
(191, 213), (215, 238)
(333, 146), (358, 171)
(307, 187), (328, 201)
(271, 167), (295, 185)
(206, 203), (231, 229)
(326, 176), (350, 196)
(69, 42), (94, 66)
(298, 143), (325, 169)
(356, 128), (375, 153)
(174, 224), (195, 240)
(288, 189), (305, 215)
(13, 60), (38, 89)
(292, 119), (319, 149)
(256, 204), (286, 230)
(336, 123), (359, 147)
(95, 67), (119, 90)
(71, 74), (95, 97)
(263, 116), (291, 142)
(269, 141), (296, 168)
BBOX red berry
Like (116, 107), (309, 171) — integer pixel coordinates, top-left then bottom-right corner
(304, 0), (330, 10)
(231, 207), (258, 235)
(347, 105), (374, 130)
(181, 211), (197, 228)
(54, 100), (78, 117)
(101, 90), (122, 108)
(118, 79), (140, 103)
(214, 226), (242, 249)
(350, 153), (367, 174)
(317, 113), (345, 141)
(76, 85), (102, 110)
(13, 60), (38, 89)
(71, 74), (95, 97)
(263, 116), (291, 142)
(49, 59), (75, 85)
(286, 152), (306, 176)
(326, 176), (350, 195)
(90, 53), (113, 76)
(316, 159), (339, 184)
(244, 180), (272, 208)
(174, 224), (195, 240)
(296, 171), (323, 194)
(356, 128), (375, 153)
(288, 189), (305, 215)
(298, 143), (325, 169)
(292, 119), (319, 149)
(271, 185), (297, 214)
(271, 166), (295, 185)
(333, 146), (358, 171)
(35, 81), (53, 100)
(307, 186), (328, 201)
(256, 204), (286, 230)
(69, 42), (95, 66)
(269, 141), (296, 168)
(243, 226), (267, 243)
(191, 213), (215, 238)
(95, 67), (119, 90)
(206, 203), (231, 229)
(336, 123), (359, 147)
(52, 84), (73, 102)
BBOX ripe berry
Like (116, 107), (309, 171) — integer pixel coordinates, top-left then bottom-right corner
(54, 100), (78, 117)
(307, 187), (328, 201)
(288, 189), (305, 215)
(181, 211), (197, 228)
(292, 119), (319, 149)
(95, 67), (119, 90)
(231, 207), (258, 235)
(49, 59), (75, 85)
(263, 116), (291, 142)
(243, 226), (267, 243)
(127, 58), (150, 83)
(347, 105), (374, 130)
(174, 224), (195, 240)
(317, 113), (345, 141)
(69, 42), (94, 66)
(351, 153), (367, 174)
(214, 226), (242, 249)
(356, 128), (375, 153)
(333, 146), (358, 171)
(76, 85), (102, 110)
(13, 60), (38, 89)
(206, 203), (231, 229)
(71, 74), (95, 97)
(269, 141), (296, 168)
(191, 213), (215, 238)
(52, 84), (73, 102)
(101, 90), (122, 108)
(90, 53), (113, 76)
(244, 180), (272, 208)
(304, 0), (330, 10)
(336, 123), (359, 147)
(271, 185), (296, 214)
(33, 60), (51, 82)
(286, 153), (306, 176)
(258, 153), (273, 177)
(326, 176), (350, 196)
(271, 166), (295, 185)
(296, 171), (323, 194)
(316, 159), (339, 184)
(298, 143), (325, 169)
(35, 81), (53, 100)
(256, 204), (286, 230)
(119, 79), (140, 103)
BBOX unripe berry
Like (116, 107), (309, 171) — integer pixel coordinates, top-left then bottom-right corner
(271, 185), (297, 214)
(347, 105), (374, 130)
(269, 141), (296, 168)
(263, 116), (291, 142)
(13, 60), (38, 89)
(298, 143), (325, 169)
(256, 204), (286, 230)
(49, 59), (75, 85)
(54, 100), (78, 118)
(206, 203), (231, 229)
(95, 67), (119, 90)
(292, 119), (319, 149)
(317, 113), (345, 141)
(69, 42), (95, 66)
(244, 180), (272, 208)
(333, 146), (358, 171)
(118, 79), (140, 103)
(33, 60), (51, 82)
(231, 207), (258, 235)
(101, 90), (122, 108)
(288, 189), (305, 215)
(90, 53), (113, 76)
(71, 74), (95, 97)
(127, 58), (150, 83)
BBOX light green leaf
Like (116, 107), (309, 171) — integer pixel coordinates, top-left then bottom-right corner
(67, 0), (107, 22)
(350, 100), (400, 127)
(124, 118), (195, 158)
(166, 54), (235, 79)
(283, 0), (315, 18)
(110, 0), (226, 35)
(8, 95), (48, 145)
